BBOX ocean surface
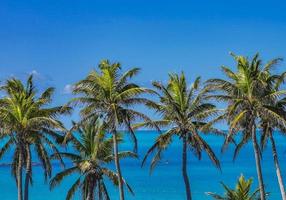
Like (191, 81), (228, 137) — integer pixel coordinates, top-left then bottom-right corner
(0, 130), (286, 200)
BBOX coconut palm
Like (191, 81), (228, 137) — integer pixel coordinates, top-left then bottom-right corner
(259, 71), (286, 200)
(50, 120), (136, 200)
(0, 75), (70, 200)
(70, 60), (155, 200)
(206, 174), (261, 200)
(205, 53), (286, 200)
(138, 73), (221, 200)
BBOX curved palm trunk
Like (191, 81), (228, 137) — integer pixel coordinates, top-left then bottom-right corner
(182, 135), (192, 200)
(112, 130), (125, 200)
(17, 148), (23, 200)
(251, 124), (266, 200)
(24, 145), (31, 200)
(270, 132), (286, 200)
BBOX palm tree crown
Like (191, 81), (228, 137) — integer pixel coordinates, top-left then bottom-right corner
(71, 60), (154, 151)
(70, 60), (154, 200)
(205, 53), (286, 200)
(206, 174), (261, 200)
(0, 75), (70, 200)
(50, 120), (136, 200)
(140, 72), (221, 200)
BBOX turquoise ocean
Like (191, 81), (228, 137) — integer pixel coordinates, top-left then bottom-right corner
(0, 130), (286, 199)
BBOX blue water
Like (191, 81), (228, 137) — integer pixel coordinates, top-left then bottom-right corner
(0, 130), (286, 199)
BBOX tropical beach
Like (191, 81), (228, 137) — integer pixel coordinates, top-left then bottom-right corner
(1, 1), (286, 200)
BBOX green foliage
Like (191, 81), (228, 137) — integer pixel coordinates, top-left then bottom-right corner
(0, 75), (70, 189)
(70, 60), (155, 151)
(50, 120), (136, 200)
(205, 53), (286, 158)
(0, 54), (286, 200)
(205, 53), (286, 199)
(206, 174), (261, 200)
(69, 60), (156, 199)
(141, 72), (222, 172)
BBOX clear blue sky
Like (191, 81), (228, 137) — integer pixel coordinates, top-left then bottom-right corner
(1, 0), (286, 127)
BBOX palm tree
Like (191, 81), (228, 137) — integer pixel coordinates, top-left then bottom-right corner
(206, 174), (261, 200)
(70, 60), (155, 200)
(50, 120), (136, 200)
(206, 53), (286, 200)
(259, 71), (286, 200)
(0, 75), (70, 200)
(138, 73), (221, 200)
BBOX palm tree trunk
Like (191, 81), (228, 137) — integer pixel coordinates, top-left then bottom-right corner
(17, 148), (23, 200)
(112, 130), (125, 200)
(251, 123), (266, 200)
(182, 135), (192, 200)
(24, 145), (31, 200)
(270, 132), (286, 200)
(86, 177), (94, 200)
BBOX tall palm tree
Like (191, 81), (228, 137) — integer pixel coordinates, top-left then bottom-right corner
(206, 53), (286, 200)
(50, 120), (136, 200)
(138, 73), (221, 200)
(259, 71), (286, 200)
(0, 75), (70, 200)
(70, 60), (155, 200)
(206, 174), (261, 200)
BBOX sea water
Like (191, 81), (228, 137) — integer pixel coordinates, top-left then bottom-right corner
(0, 130), (285, 199)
